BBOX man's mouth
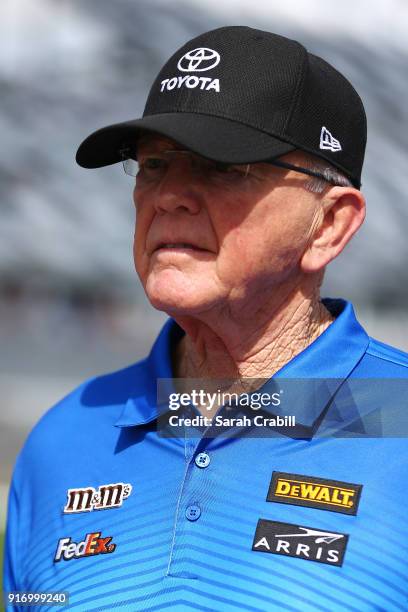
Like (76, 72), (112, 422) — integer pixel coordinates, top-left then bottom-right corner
(155, 243), (204, 251)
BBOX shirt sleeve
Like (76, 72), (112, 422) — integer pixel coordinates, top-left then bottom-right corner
(3, 454), (24, 612)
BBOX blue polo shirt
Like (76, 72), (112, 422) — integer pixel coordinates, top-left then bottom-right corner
(4, 298), (408, 611)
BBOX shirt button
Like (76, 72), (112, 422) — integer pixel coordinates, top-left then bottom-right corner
(185, 504), (201, 521)
(195, 452), (210, 468)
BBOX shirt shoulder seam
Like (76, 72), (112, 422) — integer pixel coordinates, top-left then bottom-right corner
(365, 340), (408, 368)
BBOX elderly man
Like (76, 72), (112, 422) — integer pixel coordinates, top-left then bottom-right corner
(4, 26), (408, 611)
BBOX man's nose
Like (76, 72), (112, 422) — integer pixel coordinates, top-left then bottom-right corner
(154, 160), (202, 215)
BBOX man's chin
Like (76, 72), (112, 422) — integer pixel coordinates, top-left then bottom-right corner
(142, 267), (222, 316)
(145, 288), (215, 317)
(149, 298), (207, 317)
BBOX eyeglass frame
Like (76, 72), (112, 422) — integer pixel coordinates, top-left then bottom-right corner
(119, 146), (344, 187)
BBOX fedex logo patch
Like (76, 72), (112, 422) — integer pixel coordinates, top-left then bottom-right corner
(54, 532), (116, 562)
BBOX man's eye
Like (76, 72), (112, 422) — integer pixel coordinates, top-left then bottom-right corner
(214, 162), (234, 173)
(213, 162), (249, 177)
(142, 157), (167, 170)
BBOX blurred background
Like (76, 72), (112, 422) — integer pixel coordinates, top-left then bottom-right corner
(1, 0), (408, 576)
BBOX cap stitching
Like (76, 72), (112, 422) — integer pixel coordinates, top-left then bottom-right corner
(282, 44), (309, 134)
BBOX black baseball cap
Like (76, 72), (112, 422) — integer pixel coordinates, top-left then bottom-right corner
(76, 26), (367, 188)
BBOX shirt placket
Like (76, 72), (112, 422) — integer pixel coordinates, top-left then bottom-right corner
(164, 419), (213, 579)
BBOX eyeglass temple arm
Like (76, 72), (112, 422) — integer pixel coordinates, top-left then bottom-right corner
(266, 159), (340, 186)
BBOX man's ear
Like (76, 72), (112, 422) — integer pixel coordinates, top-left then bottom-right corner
(300, 187), (366, 273)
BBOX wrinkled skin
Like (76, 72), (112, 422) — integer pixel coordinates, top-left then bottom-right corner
(132, 134), (365, 388)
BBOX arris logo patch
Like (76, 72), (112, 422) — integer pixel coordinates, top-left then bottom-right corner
(252, 519), (349, 567)
(267, 472), (362, 515)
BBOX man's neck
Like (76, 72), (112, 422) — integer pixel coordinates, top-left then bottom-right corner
(172, 281), (334, 382)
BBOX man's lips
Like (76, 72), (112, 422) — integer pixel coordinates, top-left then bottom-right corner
(152, 242), (210, 253)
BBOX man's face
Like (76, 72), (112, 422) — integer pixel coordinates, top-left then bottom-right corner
(133, 135), (322, 317)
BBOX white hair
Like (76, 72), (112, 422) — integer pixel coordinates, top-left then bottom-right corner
(301, 155), (353, 194)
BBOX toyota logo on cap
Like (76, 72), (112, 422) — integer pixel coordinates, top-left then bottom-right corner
(177, 47), (220, 72)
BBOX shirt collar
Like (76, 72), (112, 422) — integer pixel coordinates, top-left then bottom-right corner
(115, 298), (370, 431)
(114, 318), (182, 427)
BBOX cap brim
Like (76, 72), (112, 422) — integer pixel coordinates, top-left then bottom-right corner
(75, 113), (296, 168)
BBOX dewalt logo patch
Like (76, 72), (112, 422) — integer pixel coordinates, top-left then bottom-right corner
(267, 472), (362, 515)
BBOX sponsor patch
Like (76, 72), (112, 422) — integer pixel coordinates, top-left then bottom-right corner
(63, 482), (132, 514)
(177, 47), (221, 72)
(267, 472), (362, 515)
(54, 532), (116, 562)
(252, 519), (348, 567)
(160, 47), (221, 94)
(160, 75), (220, 93)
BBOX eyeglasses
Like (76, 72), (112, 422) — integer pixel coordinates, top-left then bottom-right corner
(120, 147), (341, 187)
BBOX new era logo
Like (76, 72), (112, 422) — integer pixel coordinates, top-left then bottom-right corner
(320, 126), (342, 152)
